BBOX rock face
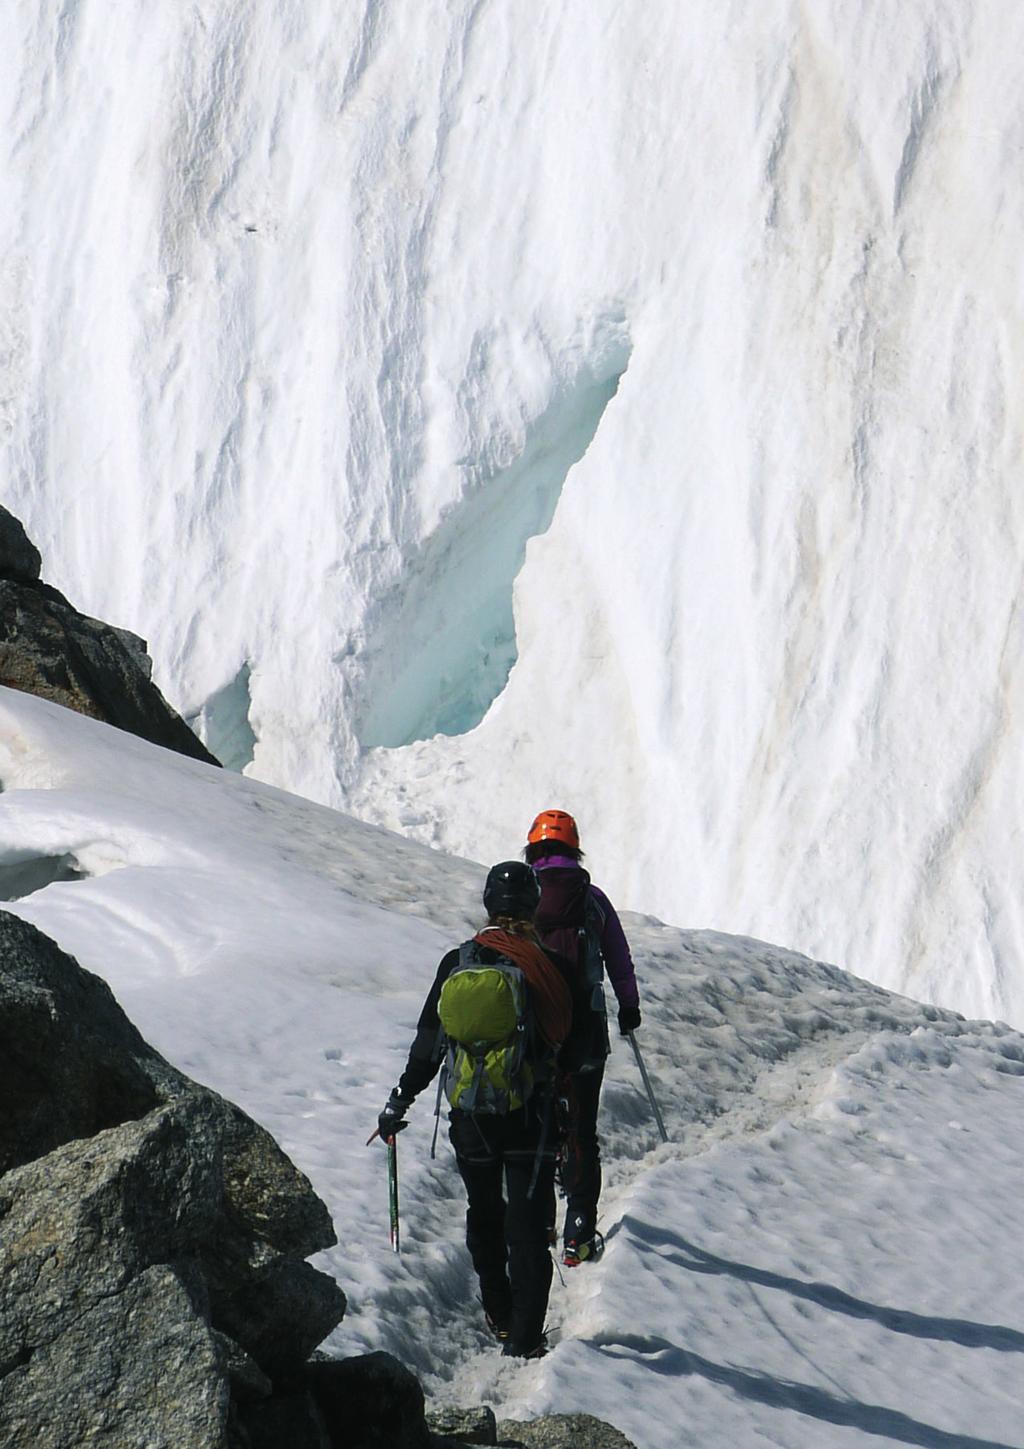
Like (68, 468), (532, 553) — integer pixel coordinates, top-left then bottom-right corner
(0, 508), (41, 584)
(0, 909), (343, 1446)
(0, 504), (218, 766)
(495, 1416), (638, 1449)
(424, 1409), (639, 1449)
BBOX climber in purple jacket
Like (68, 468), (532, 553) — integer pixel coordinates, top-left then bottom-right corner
(524, 809), (642, 1267)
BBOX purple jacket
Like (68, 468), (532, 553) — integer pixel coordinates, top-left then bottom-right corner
(534, 857), (640, 1011)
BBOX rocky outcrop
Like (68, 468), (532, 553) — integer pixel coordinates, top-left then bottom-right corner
(425, 1409), (639, 1449)
(0, 508), (41, 584)
(426, 1408), (501, 1444)
(0, 504), (219, 765)
(0, 909), (342, 1446)
(496, 1415), (638, 1448)
(422, 1414), (631, 1449)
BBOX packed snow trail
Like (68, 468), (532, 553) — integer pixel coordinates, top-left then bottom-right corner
(337, 915), (1024, 1449)
(0, 690), (1022, 1447)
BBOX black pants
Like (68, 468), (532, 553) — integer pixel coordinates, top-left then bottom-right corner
(449, 1105), (556, 1351)
(561, 1063), (604, 1244)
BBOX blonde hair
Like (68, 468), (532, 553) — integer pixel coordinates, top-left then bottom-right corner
(484, 914), (540, 942)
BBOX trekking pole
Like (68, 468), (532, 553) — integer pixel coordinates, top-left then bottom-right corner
(386, 1134), (401, 1254)
(628, 1033), (669, 1144)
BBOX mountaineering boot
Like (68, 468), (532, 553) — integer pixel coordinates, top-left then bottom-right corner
(562, 1211), (604, 1267)
(485, 1309), (511, 1343)
(562, 1229), (605, 1268)
(481, 1288), (513, 1342)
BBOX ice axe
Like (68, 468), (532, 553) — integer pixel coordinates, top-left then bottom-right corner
(628, 1032), (669, 1144)
(386, 1134), (401, 1253)
(366, 1126), (402, 1254)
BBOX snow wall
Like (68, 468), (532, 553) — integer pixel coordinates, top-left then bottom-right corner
(4, 1), (1024, 1025)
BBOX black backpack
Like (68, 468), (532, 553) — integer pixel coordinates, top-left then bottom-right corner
(534, 867), (609, 1069)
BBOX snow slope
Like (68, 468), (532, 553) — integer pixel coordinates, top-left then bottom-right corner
(4, 3), (1024, 1027)
(1, 688), (1022, 1449)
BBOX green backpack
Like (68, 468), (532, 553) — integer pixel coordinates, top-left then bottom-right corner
(438, 942), (549, 1113)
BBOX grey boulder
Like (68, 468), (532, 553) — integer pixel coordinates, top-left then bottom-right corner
(496, 1415), (639, 1449)
(0, 910), (345, 1446)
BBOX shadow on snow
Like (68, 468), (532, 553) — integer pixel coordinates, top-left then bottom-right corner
(618, 1217), (1024, 1353)
(591, 1333), (1018, 1449)
(588, 1218), (1024, 1449)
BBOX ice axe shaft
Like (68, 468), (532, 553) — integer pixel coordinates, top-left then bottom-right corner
(387, 1135), (401, 1254)
(628, 1032), (668, 1143)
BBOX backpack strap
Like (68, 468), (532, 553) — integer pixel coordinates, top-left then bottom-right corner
(430, 1067), (445, 1159)
(576, 890), (608, 994)
(586, 889), (607, 934)
(526, 1076), (555, 1200)
(465, 1051), (488, 1112)
(582, 891), (606, 958)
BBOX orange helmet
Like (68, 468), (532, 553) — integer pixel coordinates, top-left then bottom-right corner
(527, 809), (580, 850)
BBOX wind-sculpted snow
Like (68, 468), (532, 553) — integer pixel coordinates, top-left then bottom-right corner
(1, 690), (1023, 1446)
(4, 4), (1024, 1031)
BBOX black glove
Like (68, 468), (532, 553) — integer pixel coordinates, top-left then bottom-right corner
(377, 1091), (411, 1142)
(618, 1005), (642, 1036)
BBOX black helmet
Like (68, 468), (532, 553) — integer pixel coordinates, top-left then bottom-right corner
(483, 860), (541, 920)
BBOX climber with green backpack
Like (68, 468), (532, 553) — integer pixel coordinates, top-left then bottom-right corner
(375, 861), (587, 1359)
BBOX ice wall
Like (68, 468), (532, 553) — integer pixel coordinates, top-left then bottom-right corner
(4, 1), (1024, 1024)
